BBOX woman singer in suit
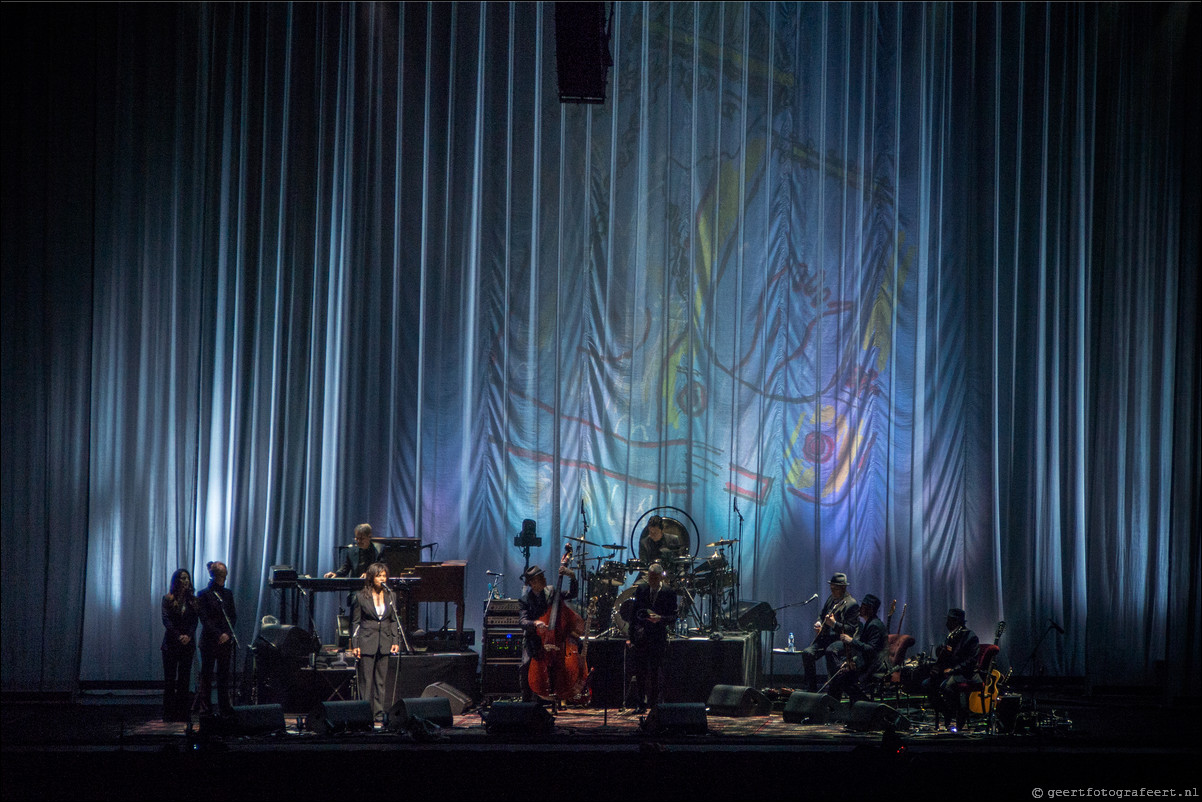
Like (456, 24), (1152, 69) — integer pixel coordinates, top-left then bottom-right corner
(351, 562), (402, 724)
(161, 568), (199, 721)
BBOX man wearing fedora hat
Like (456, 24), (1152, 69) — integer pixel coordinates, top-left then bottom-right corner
(625, 561), (678, 712)
(924, 607), (981, 731)
(517, 561), (580, 702)
(800, 572), (860, 693)
(826, 593), (889, 702)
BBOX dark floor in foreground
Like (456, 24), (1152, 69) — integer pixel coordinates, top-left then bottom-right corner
(3, 688), (1197, 801)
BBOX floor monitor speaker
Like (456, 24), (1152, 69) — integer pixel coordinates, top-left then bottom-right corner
(307, 700), (373, 734)
(782, 691), (836, 724)
(484, 701), (554, 734)
(421, 681), (472, 716)
(388, 696), (454, 730)
(643, 703), (708, 735)
(706, 684), (771, 717)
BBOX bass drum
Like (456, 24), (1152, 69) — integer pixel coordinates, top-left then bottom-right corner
(608, 586), (639, 637)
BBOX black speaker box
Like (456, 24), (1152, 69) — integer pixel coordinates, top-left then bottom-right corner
(307, 700), (373, 734)
(421, 682), (472, 715)
(845, 701), (911, 732)
(388, 696), (454, 730)
(200, 704), (287, 736)
(643, 703), (708, 735)
(736, 601), (779, 632)
(485, 702), (554, 734)
(782, 691), (836, 724)
(706, 684), (772, 717)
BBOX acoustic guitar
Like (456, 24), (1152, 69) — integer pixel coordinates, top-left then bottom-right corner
(969, 620), (1006, 714)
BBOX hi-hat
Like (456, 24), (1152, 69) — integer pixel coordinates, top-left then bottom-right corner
(706, 539), (738, 547)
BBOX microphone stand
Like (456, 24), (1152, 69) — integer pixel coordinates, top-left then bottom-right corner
(217, 594), (239, 712)
(768, 594), (819, 686)
(387, 587), (411, 728)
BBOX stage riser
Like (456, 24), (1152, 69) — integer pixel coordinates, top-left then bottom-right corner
(586, 633), (760, 707)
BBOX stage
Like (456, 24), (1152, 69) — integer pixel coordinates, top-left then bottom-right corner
(2, 682), (1195, 802)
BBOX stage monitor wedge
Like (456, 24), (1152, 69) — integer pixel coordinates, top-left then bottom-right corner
(782, 691), (836, 724)
(706, 684), (772, 717)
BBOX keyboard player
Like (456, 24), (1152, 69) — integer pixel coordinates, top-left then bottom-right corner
(325, 523), (381, 580)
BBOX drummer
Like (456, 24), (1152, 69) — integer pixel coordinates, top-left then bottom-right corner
(638, 516), (682, 572)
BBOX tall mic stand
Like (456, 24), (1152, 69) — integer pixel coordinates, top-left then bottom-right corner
(768, 594), (819, 685)
(218, 596), (240, 712)
(387, 587), (411, 728)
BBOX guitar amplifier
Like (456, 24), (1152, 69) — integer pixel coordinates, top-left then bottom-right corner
(484, 598), (522, 628)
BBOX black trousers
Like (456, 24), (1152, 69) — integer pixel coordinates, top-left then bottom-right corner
(629, 639), (666, 708)
(358, 651), (395, 721)
(197, 641), (233, 713)
(161, 644), (195, 719)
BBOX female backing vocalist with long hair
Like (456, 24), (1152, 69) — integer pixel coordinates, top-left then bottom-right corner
(161, 568), (198, 721)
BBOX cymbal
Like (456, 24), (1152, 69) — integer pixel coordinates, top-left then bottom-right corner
(706, 539), (738, 547)
(565, 535), (605, 548)
(603, 544), (625, 550)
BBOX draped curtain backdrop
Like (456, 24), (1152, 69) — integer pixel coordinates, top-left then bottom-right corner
(2, 2), (1197, 694)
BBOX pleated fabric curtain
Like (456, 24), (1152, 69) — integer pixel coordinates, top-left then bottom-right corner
(0, 2), (1195, 694)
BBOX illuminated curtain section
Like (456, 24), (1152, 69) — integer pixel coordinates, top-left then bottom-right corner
(1, 3), (1195, 693)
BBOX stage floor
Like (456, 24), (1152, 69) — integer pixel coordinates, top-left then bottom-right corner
(3, 685), (1197, 802)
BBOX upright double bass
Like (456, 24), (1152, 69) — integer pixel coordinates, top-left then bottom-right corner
(527, 545), (590, 702)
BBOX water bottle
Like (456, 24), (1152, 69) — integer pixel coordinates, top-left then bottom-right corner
(787, 632), (795, 652)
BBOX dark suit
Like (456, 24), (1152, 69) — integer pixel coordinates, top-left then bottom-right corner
(517, 574), (579, 701)
(334, 545), (381, 609)
(827, 614), (888, 702)
(196, 583), (237, 713)
(160, 595), (198, 720)
(800, 592), (859, 692)
(627, 582), (677, 708)
(351, 588), (402, 721)
(924, 625), (981, 728)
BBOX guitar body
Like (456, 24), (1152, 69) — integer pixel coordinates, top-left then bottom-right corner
(969, 621), (1006, 714)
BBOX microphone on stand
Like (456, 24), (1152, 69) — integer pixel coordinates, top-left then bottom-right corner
(485, 570), (504, 576)
(803, 593), (820, 605)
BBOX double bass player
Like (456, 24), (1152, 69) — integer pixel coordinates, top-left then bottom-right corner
(518, 558), (581, 704)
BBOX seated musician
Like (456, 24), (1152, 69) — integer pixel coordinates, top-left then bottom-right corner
(517, 562), (579, 703)
(826, 593), (888, 702)
(325, 523), (380, 579)
(923, 607), (981, 731)
(625, 562), (677, 712)
(637, 516), (681, 573)
(800, 572), (860, 692)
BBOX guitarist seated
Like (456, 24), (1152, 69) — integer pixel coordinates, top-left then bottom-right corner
(922, 607), (981, 731)
(826, 593), (889, 702)
(800, 572), (860, 693)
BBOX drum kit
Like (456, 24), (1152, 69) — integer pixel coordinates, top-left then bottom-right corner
(566, 530), (740, 637)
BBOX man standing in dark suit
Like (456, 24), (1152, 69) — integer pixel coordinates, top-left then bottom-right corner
(800, 572), (860, 692)
(626, 562), (678, 712)
(196, 561), (237, 715)
(827, 593), (888, 702)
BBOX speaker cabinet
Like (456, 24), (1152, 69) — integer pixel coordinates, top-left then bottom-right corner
(484, 702), (554, 734)
(421, 682), (472, 716)
(388, 696), (454, 730)
(643, 703), (708, 735)
(782, 691), (836, 724)
(254, 624), (319, 659)
(735, 601), (779, 632)
(307, 700), (373, 734)
(846, 701), (911, 732)
(706, 684), (771, 717)
(200, 704), (286, 736)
